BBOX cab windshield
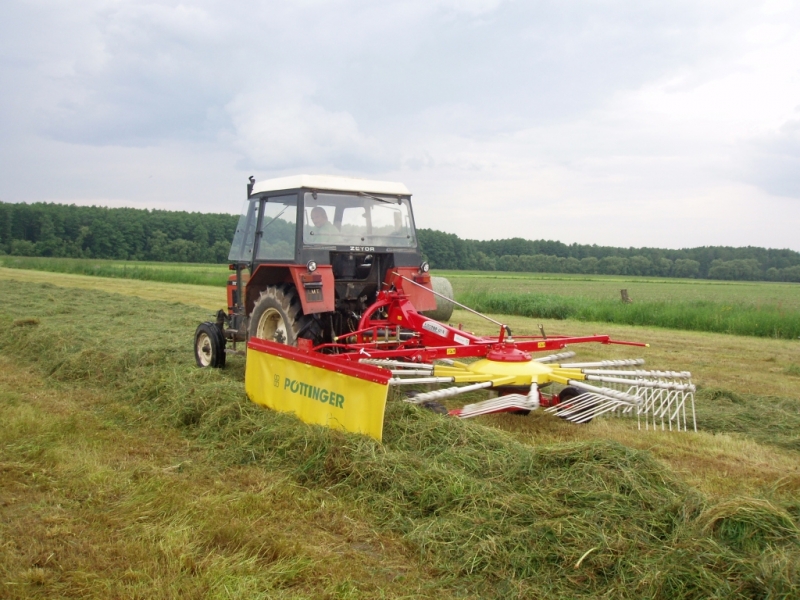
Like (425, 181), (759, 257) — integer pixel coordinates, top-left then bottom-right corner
(302, 192), (416, 248)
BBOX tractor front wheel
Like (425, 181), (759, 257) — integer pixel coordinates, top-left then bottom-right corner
(194, 322), (226, 368)
(249, 285), (317, 346)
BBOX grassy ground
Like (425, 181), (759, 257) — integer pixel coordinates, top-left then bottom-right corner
(438, 270), (800, 310)
(4, 257), (798, 310)
(0, 256), (230, 286)
(0, 359), (444, 599)
(443, 270), (800, 339)
(0, 287), (450, 599)
(1, 273), (799, 597)
(0, 266), (225, 310)
(3, 257), (799, 338)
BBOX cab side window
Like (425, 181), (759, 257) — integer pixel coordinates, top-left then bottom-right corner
(255, 194), (297, 260)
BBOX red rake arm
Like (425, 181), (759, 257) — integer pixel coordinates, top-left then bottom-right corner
(306, 281), (648, 362)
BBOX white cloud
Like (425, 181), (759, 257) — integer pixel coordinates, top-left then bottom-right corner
(741, 117), (800, 198)
(224, 83), (386, 171)
(433, 0), (509, 17)
(1, 0), (800, 250)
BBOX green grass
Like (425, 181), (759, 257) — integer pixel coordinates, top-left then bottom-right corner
(3, 257), (800, 338)
(444, 271), (800, 338)
(439, 270), (800, 310)
(0, 255), (230, 286)
(695, 388), (800, 451)
(0, 360), (440, 599)
(1, 281), (799, 598)
(457, 289), (800, 339)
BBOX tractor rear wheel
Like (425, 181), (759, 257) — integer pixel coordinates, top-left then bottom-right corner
(194, 322), (226, 368)
(249, 285), (318, 346)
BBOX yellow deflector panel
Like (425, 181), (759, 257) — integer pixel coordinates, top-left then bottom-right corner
(246, 338), (391, 441)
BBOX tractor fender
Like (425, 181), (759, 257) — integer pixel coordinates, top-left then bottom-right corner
(246, 264), (335, 316)
(385, 267), (437, 312)
(288, 265), (335, 314)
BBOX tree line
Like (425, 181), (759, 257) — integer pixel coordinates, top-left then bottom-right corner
(416, 229), (800, 282)
(1, 201), (799, 282)
(0, 201), (238, 263)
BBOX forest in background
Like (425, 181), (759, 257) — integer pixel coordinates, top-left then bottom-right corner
(2, 201), (800, 282)
(0, 201), (236, 264)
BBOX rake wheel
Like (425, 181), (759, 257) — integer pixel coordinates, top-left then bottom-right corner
(557, 386), (595, 423)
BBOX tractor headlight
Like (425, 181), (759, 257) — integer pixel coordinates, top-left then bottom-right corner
(307, 260), (317, 272)
(420, 261), (430, 273)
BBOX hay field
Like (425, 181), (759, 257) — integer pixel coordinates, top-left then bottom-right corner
(4, 257), (799, 308)
(439, 271), (800, 339)
(1, 269), (799, 598)
(439, 270), (800, 310)
(0, 256), (231, 287)
(4, 257), (799, 338)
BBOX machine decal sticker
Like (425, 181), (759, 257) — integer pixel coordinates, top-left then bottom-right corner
(422, 321), (449, 337)
(453, 333), (470, 346)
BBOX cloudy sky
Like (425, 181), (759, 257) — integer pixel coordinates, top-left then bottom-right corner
(2, 0), (799, 250)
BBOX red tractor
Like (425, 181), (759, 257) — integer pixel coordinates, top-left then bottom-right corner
(194, 174), (451, 368)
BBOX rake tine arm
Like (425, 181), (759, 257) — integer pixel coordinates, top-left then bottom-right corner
(451, 383), (540, 418)
(567, 401), (629, 423)
(580, 369), (692, 379)
(389, 376), (456, 385)
(534, 351), (577, 363)
(559, 359), (645, 368)
(584, 375), (695, 391)
(404, 381), (494, 404)
(564, 380), (642, 405)
(359, 359), (434, 370)
(544, 394), (600, 415)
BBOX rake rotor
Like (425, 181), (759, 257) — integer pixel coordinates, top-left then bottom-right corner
(364, 356), (696, 432)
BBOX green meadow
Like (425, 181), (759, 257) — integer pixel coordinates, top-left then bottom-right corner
(3, 257), (798, 338)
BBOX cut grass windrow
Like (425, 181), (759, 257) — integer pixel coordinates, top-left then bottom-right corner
(1, 281), (799, 598)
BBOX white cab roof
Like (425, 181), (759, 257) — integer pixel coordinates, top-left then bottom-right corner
(251, 174), (410, 196)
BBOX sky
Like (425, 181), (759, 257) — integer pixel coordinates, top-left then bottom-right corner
(1, 0), (799, 250)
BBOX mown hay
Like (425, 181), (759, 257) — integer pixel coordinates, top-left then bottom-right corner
(699, 498), (799, 553)
(1, 281), (799, 599)
(696, 388), (800, 451)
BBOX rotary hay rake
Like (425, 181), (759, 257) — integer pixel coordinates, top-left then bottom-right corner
(384, 355), (696, 432)
(245, 274), (696, 441)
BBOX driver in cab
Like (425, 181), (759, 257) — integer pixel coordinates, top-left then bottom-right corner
(309, 206), (338, 237)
